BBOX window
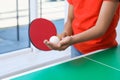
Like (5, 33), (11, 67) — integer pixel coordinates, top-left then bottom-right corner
(38, 0), (65, 34)
(0, 1), (71, 78)
(0, 0), (30, 54)
(0, 0), (65, 54)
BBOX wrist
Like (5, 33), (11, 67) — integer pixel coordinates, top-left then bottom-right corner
(69, 36), (74, 45)
(63, 31), (68, 35)
(63, 31), (72, 36)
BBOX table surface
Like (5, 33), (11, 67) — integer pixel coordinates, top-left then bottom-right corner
(10, 46), (120, 80)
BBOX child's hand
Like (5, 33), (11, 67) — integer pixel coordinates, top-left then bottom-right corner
(58, 36), (73, 47)
(44, 36), (73, 51)
(57, 32), (68, 40)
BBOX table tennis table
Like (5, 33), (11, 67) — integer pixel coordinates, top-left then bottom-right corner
(4, 45), (120, 80)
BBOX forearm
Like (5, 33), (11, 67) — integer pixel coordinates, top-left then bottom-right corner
(63, 20), (73, 36)
(71, 26), (104, 44)
(63, 4), (74, 36)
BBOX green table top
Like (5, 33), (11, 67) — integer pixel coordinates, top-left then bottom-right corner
(11, 46), (120, 80)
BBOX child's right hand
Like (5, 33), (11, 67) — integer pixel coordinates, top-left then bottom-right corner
(57, 32), (68, 40)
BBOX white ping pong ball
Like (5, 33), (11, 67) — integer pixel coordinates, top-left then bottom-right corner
(49, 36), (60, 44)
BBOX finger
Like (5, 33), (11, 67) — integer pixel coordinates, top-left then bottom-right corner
(62, 32), (67, 39)
(58, 40), (67, 47)
(43, 40), (51, 49)
(43, 40), (50, 45)
(56, 34), (61, 39)
(44, 40), (59, 50)
(57, 32), (67, 40)
(58, 44), (69, 51)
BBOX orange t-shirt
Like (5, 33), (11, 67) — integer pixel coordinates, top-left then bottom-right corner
(67, 0), (120, 54)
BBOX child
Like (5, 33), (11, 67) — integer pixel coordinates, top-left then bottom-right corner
(44, 0), (120, 58)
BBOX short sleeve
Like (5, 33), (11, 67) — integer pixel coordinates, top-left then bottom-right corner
(103, 0), (114, 1)
(103, 0), (120, 2)
(67, 0), (73, 5)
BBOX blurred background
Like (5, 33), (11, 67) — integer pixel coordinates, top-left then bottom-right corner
(0, 0), (120, 78)
(0, 0), (120, 54)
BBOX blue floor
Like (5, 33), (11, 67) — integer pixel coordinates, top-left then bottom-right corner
(0, 19), (64, 54)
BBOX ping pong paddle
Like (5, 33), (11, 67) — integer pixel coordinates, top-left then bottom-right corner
(29, 18), (57, 51)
